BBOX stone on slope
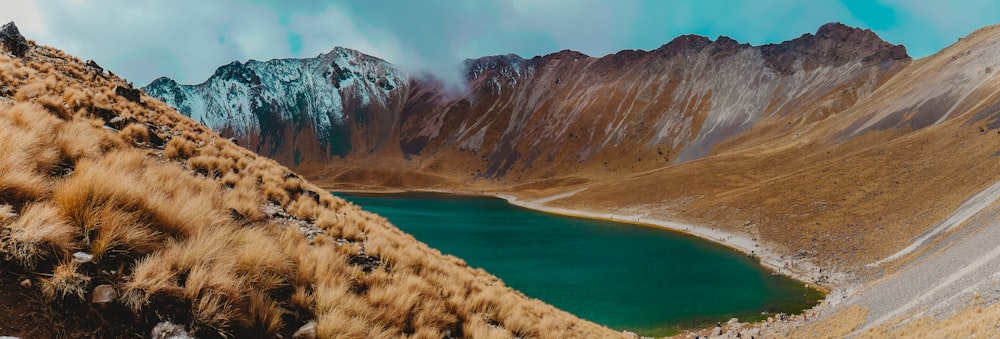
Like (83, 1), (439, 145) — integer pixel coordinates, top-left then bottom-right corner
(151, 321), (195, 339)
(114, 86), (141, 103)
(292, 321), (316, 339)
(1, 22), (29, 57)
(91, 284), (117, 305)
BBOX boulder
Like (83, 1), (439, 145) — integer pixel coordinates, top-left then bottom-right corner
(1, 22), (30, 57)
(292, 321), (317, 339)
(91, 284), (117, 305)
(114, 85), (141, 103)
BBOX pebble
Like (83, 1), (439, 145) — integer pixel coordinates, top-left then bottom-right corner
(91, 284), (117, 305)
(72, 251), (94, 264)
(151, 321), (194, 339)
(19, 279), (30, 288)
(292, 321), (317, 339)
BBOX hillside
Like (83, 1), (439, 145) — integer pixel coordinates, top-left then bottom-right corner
(143, 20), (1000, 337)
(0, 22), (623, 338)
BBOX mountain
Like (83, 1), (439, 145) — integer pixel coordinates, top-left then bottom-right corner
(145, 21), (1000, 336)
(144, 23), (908, 180)
(0, 22), (621, 338)
(144, 47), (407, 166)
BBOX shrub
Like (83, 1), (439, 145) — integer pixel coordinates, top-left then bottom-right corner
(40, 261), (90, 301)
(164, 136), (197, 160)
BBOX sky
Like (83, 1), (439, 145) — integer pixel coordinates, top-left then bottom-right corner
(2, 0), (999, 87)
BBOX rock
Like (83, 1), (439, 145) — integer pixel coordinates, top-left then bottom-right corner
(88, 106), (119, 122)
(728, 317), (739, 325)
(72, 251), (94, 264)
(91, 284), (117, 305)
(621, 330), (639, 338)
(146, 124), (166, 147)
(85, 60), (103, 73)
(19, 279), (30, 288)
(292, 321), (317, 339)
(107, 116), (137, 130)
(0, 336), (22, 339)
(114, 85), (141, 103)
(1, 22), (30, 57)
(151, 321), (195, 339)
(711, 325), (722, 336)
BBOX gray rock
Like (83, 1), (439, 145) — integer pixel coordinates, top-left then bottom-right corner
(292, 321), (317, 339)
(91, 284), (117, 304)
(151, 321), (195, 339)
(727, 317), (739, 325)
(0, 22), (29, 57)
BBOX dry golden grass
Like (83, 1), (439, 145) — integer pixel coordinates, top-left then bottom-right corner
(0, 41), (620, 338)
(0, 202), (75, 269)
(39, 261), (90, 301)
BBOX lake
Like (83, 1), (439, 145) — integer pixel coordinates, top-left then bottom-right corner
(336, 192), (822, 336)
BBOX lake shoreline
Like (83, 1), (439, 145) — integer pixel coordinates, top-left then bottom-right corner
(336, 188), (830, 337)
(333, 187), (844, 329)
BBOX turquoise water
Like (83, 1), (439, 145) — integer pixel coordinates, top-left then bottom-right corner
(336, 192), (822, 336)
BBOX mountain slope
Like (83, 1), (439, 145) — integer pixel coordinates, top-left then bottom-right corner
(145, 23), (909, 183)
(0, 23), (621, 338)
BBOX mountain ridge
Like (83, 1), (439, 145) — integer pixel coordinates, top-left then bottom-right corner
(144, 21), (910, 178)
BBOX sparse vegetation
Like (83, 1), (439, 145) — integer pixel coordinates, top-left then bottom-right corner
(0, 35), (619, 338)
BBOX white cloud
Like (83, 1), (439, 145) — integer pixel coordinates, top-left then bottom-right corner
(0, 1), (48, 38)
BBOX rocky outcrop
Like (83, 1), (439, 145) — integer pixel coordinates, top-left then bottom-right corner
(1, 22), (29, 57)
(760, 22), (908, 74)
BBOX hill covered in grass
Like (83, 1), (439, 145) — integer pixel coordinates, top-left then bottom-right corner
(0, 22), (622, 338)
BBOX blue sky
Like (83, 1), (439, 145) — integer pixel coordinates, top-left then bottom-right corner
(3, 1), (998, 86)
